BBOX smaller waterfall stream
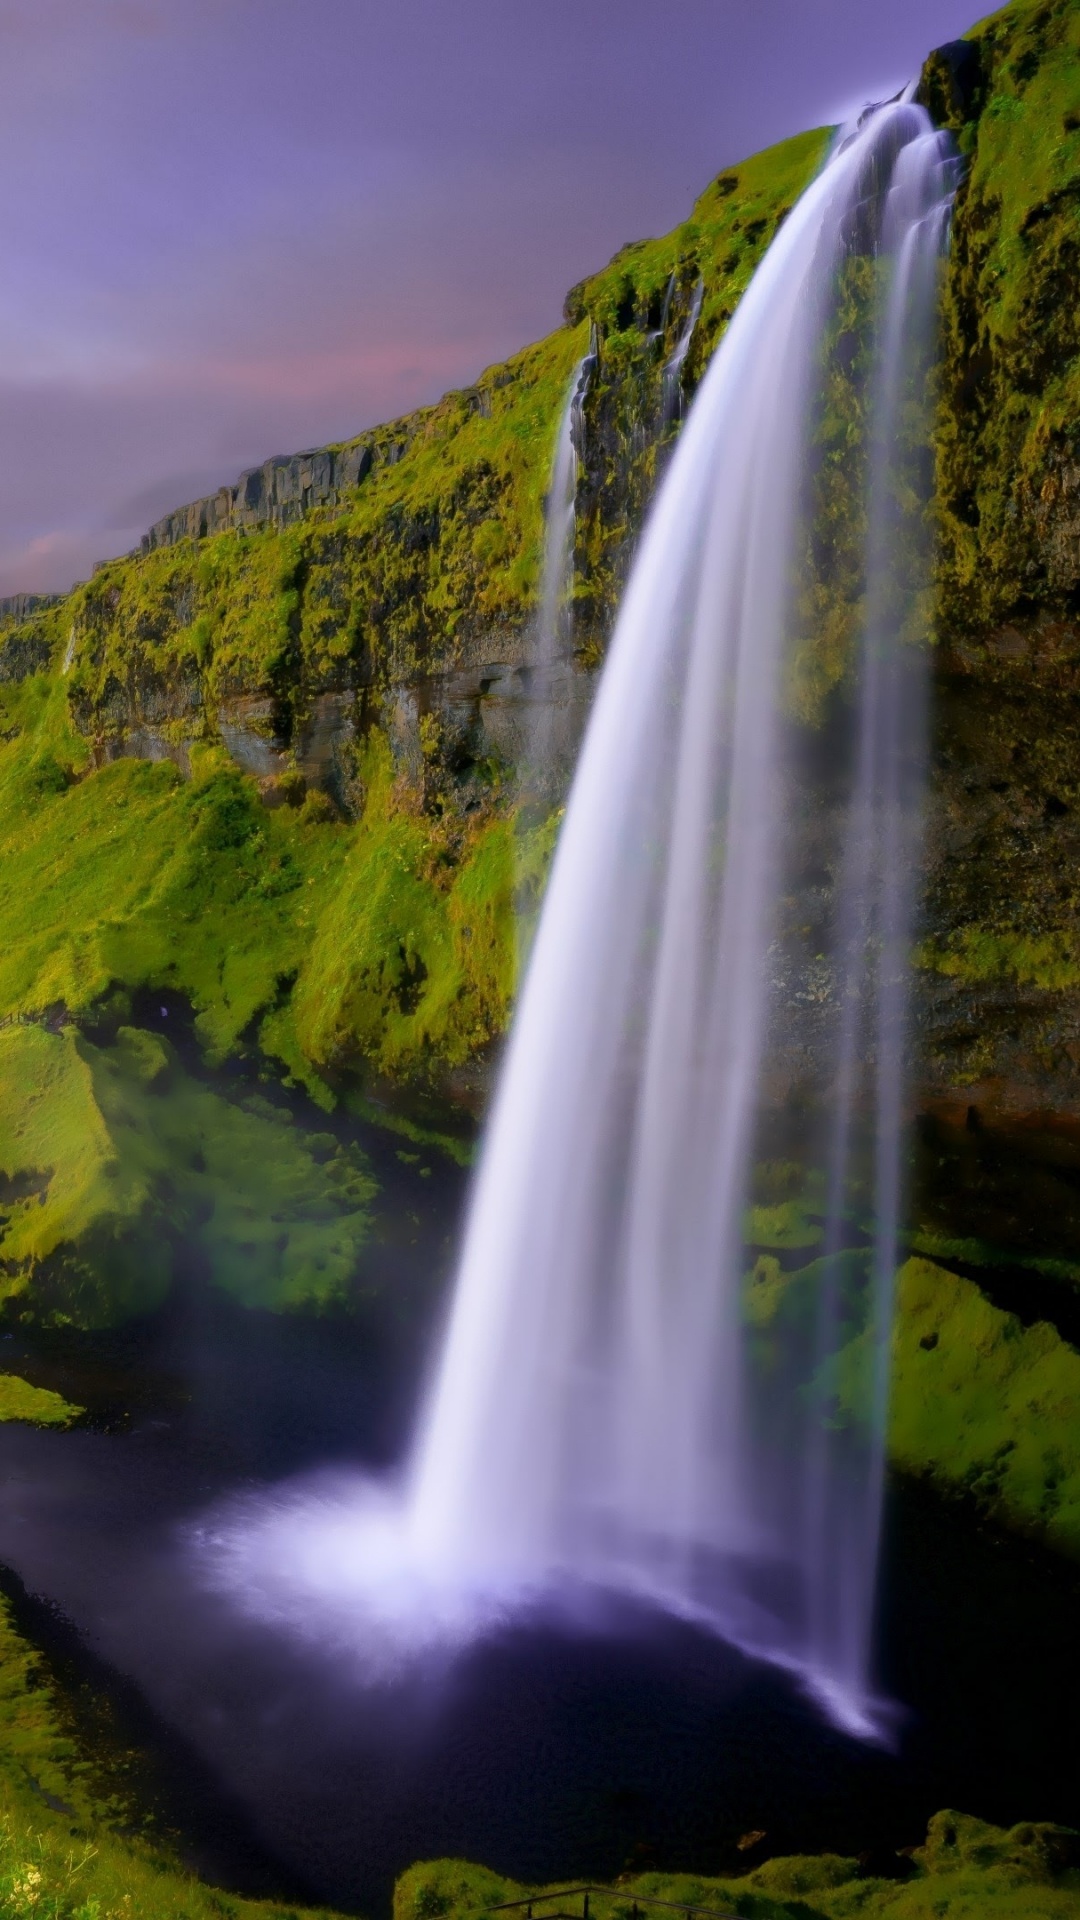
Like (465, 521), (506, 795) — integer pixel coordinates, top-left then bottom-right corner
(521, 343), (595, 803)
(198, 99), (958, 1739)
(660, 278), (703, 424)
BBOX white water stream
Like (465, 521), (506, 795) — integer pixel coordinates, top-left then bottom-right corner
(520, 341), (595, 803)
(199, 100), (957, 1737)
(660, 278), (703, 423)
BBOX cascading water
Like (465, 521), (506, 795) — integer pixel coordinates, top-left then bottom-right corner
(520, 340), (596, 806)
(647, 271), (676, 351)
(198, 99), (957, 1737)
(660, 277), (704, 424)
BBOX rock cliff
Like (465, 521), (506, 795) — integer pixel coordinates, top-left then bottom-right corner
(3, 0), (1080, 1547)
(140, 439), (376, 551)
(4, 2), (1080, 1106)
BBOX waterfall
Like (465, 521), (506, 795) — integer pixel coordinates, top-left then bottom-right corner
(405, 99), (956, 1730)
(521, 341), (596, 805)
(646, 272), (677, 352)
(199, 100), (957, 1738)
(660, 278), (703, 424)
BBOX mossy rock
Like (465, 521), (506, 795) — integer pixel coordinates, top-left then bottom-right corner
(0, 1372), (82, 1427)
(394, 1814), (1080, 1919)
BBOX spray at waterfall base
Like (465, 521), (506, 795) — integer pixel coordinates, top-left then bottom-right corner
(195, 99), (958, 1743)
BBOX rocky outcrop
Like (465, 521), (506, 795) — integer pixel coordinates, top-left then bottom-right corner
(141, 440), (376, 551)
(0, 593), (61, 626)
(0, 621), (55, 682)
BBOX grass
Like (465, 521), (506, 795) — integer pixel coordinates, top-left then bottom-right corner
(394, 1811), (1080, 1920)
(0, 1374), (82, 1427)
(884, 1256), (1080, 1558)
(0, 676), (521, 1094)
(0, 1021), (377, 1327)
(0, 1591), (348, 1920)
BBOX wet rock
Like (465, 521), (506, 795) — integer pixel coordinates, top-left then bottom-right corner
(917, 39), (984, 130)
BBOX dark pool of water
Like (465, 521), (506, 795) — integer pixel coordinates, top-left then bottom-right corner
(0, 1114), (1078, 1916)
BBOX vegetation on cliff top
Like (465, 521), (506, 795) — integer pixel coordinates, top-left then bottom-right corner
(30, 124), (826, 722)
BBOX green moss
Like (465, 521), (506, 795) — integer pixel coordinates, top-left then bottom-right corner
(287, 733), (520, 1079)
(918, 927), (1080, 990)
(881, 1257), (1080, 1557)
(0, 1022), (376, 1326)
(0, 129), (831, 764)
(744, 1163), (826, 1251)
(741, 1226), (1080, 1551)
(0, 1374), (82, 1426)
(908, 1227), (1080, 1288)
(394, 1810), (1080, 1920)
(737, 1215), (1080, 1556)
(0, 671), (530, 1092)
(0, 1590), (348, 1919)
(935, 0), (1080, 637)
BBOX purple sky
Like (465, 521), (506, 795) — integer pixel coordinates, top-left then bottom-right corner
(1, 0), (979, 597)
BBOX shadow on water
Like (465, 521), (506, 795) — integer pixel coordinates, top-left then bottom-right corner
(0, 1559), (325, 1907)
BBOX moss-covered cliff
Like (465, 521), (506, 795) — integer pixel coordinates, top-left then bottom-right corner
(4, 0), (1080, 1556)
(0, 123), (829, 1199)
(913, 0), (1080, 1110)
(8, 0), (1080, 1123)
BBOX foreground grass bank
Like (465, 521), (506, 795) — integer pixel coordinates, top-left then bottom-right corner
(397, 1823), (1080, 1920)
(0, 1591), (344, 1920)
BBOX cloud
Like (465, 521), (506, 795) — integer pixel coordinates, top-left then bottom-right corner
(0, 0), (980, 597)
(0, 530), (103, 599)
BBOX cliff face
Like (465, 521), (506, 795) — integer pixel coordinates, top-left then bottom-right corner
(6, 5), (1080, 1110)
(2, 0), (1080, 1389)
(0, 118), (833, 1120)
(140, 442), (374, 553)
(1, 126), (825, 820)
